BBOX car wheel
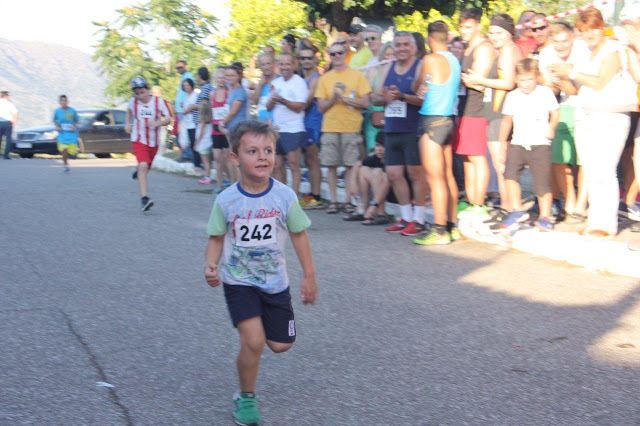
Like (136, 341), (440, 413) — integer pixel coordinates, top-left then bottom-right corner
(95, 153), (111, 158)
(19, 153), (34, 159)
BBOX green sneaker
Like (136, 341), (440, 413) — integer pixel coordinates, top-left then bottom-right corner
(233, 392), (261, 426)
(471, 204), (490, 219)
(450, 226), (462, 241)
(457, 200), (471, 213)
(413, 227), (451, 245)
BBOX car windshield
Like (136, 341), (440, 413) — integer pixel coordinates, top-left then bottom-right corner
(78, 112), (97, 125)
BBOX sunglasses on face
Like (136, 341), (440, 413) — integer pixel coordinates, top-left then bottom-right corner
(176, 66), (184, 70)
(531, 26), (548, 32)
(299, 56), (314, 61)
(329, 51), (345, 57)
(365, 36), (378, 42)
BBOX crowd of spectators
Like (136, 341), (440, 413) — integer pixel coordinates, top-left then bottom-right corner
(173, 5), (640, 244)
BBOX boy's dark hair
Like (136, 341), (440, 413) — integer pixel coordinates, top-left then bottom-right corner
(375, 131), (385, 146)
(515, 58), (539, 75)
(197, 66), (210, 81)
(182, 78), (194, 90)
(460, 8), (482, 23)
(229, 120), (279, 154)
(59, 94), (67, 100)
(428, 20), (449, 44)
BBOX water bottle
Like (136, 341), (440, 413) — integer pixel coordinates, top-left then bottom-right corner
(348, 89), (356, 110)
(419, 74), (432, 100)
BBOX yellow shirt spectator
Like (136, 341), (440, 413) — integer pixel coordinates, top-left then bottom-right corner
(315, 68), (372, 133)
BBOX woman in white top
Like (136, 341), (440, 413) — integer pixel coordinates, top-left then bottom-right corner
(181, 78), (200, 167)
(552, 8), (637, 237)
(195, 102), (214, 184)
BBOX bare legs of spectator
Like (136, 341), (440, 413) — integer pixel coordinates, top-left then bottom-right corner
(506, 177), (551, 217)
(463, 155), (490, 206)
(552, 163), (576, 214)
(421, 136), (458, 226)
(274, 148), (302, 194)
(359, 167), (390, 219)
(575, 166), (588, 216)
(304, 144), (322, 198)
(623, 144), (638, 207)
(348, 162), (362, 210)
(327, 166), (338, 203)
(137, 162), (150, 198)
(213, 148), (228, 187)
(488, 141), (507, 207)
(201, 151), (212, 179)
(386, 165), (411, 205)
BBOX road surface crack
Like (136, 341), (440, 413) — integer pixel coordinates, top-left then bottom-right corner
(60, 309), (134, 425)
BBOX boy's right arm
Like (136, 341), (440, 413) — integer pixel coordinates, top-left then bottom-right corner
(204, 235), (225, 287)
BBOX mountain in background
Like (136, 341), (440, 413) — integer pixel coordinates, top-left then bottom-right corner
(0, 39), (108, 130)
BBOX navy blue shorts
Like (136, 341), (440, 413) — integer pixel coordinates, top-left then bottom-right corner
(223, 284), (296, 343)
(276, 132), (306, 155)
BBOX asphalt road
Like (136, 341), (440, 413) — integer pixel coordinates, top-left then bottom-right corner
(2, 158), (640, 425)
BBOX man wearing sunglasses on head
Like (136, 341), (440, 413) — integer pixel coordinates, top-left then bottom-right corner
(316, 42), (372, 214)
(347, 24), (374, 70)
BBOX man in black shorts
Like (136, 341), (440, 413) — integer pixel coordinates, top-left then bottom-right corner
(414, 21), (463, 245)
(372, 31), (427, 236)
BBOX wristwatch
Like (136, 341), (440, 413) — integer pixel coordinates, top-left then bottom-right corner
(399, 93), (406, 101)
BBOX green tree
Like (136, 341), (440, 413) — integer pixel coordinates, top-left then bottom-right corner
(215, 0), (319, 65)
(93, 0), (217, 104)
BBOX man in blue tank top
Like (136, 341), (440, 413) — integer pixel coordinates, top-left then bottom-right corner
(414, 21), (463, 245)
(371, 31), (427, 237)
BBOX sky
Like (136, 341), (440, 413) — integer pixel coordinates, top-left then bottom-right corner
(0, 0), (229, 54)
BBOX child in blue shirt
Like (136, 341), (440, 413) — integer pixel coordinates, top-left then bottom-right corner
(53, 95), (79, 172)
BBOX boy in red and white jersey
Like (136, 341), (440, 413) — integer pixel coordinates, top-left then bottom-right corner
(125, 77), (173, 212)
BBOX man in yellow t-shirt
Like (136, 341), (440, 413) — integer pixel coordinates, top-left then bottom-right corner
(316, 41), (372, 213)
(347, 24), (374, 70)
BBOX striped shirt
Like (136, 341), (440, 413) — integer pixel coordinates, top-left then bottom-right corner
(127, 96), (173, 147)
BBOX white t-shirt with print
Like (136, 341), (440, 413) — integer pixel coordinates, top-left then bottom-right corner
(502, 85), (559, 147)
(181, 92), (198, 129)
(271, 74), (309, 133)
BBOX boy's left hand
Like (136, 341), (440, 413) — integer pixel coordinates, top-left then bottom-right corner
(204, 262), (221, 287)
(300, 276), (317, 305)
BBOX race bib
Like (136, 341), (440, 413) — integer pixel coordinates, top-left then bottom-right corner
(213, 105), (230, 121)
(138, 107), (154, 120)
(483, 88), (493, 103)
(61, 123), (74, 131)
(257, 96), (269, 112)
(233, 217), (277, 247)
(385, 101), (407, 118)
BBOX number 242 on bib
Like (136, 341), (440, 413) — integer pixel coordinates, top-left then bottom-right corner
(234, 217), (277, 247)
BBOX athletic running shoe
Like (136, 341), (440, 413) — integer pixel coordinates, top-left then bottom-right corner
(450, 226), (462, 241)
(622, 203), (640, 222)
(413, 227), (451, 245)
(214, 186), (226, 195)
(386, 219), (408, 233)
(401, 221), (425, 236)
(62, 165), (70, 173)
(485, 208), (509, 230)
(198, 176), (213, 185)
(132, 169), (138, 180)
(537, 217), (554, 232)
(471, 204), (490, 220)
(222, 178), (231, 187)
(232, 392), (261, 426)
(500, 211), (530, 229)
(141, 196), (154, 212)
(457, 200), (471, 213)
(300, 196), (324, 210)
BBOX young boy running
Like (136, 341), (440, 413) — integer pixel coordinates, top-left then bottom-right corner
(204, 120), (318, 426)
(125, 77), (173, 212)
(499, 59), (559, 231)
(53, 95), (79, 173)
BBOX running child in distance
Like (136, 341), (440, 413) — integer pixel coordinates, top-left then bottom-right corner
(203, 120), (318, 426)
(125, 77), (173, 212)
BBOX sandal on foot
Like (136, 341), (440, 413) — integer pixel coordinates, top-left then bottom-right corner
(341, 203), (357, 214)
(326, 203), (339, 214)
(362, 215), (392, 226)
(343, 212), (365, 221)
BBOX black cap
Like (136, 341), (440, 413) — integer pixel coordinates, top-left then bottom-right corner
(347, 24), (364, 34)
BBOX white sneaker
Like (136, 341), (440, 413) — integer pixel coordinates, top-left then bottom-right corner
(627, 203), (640, 222)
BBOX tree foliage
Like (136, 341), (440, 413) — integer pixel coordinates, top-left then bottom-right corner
(215, 0), (318, 66)
(93, 0), (217, 104)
